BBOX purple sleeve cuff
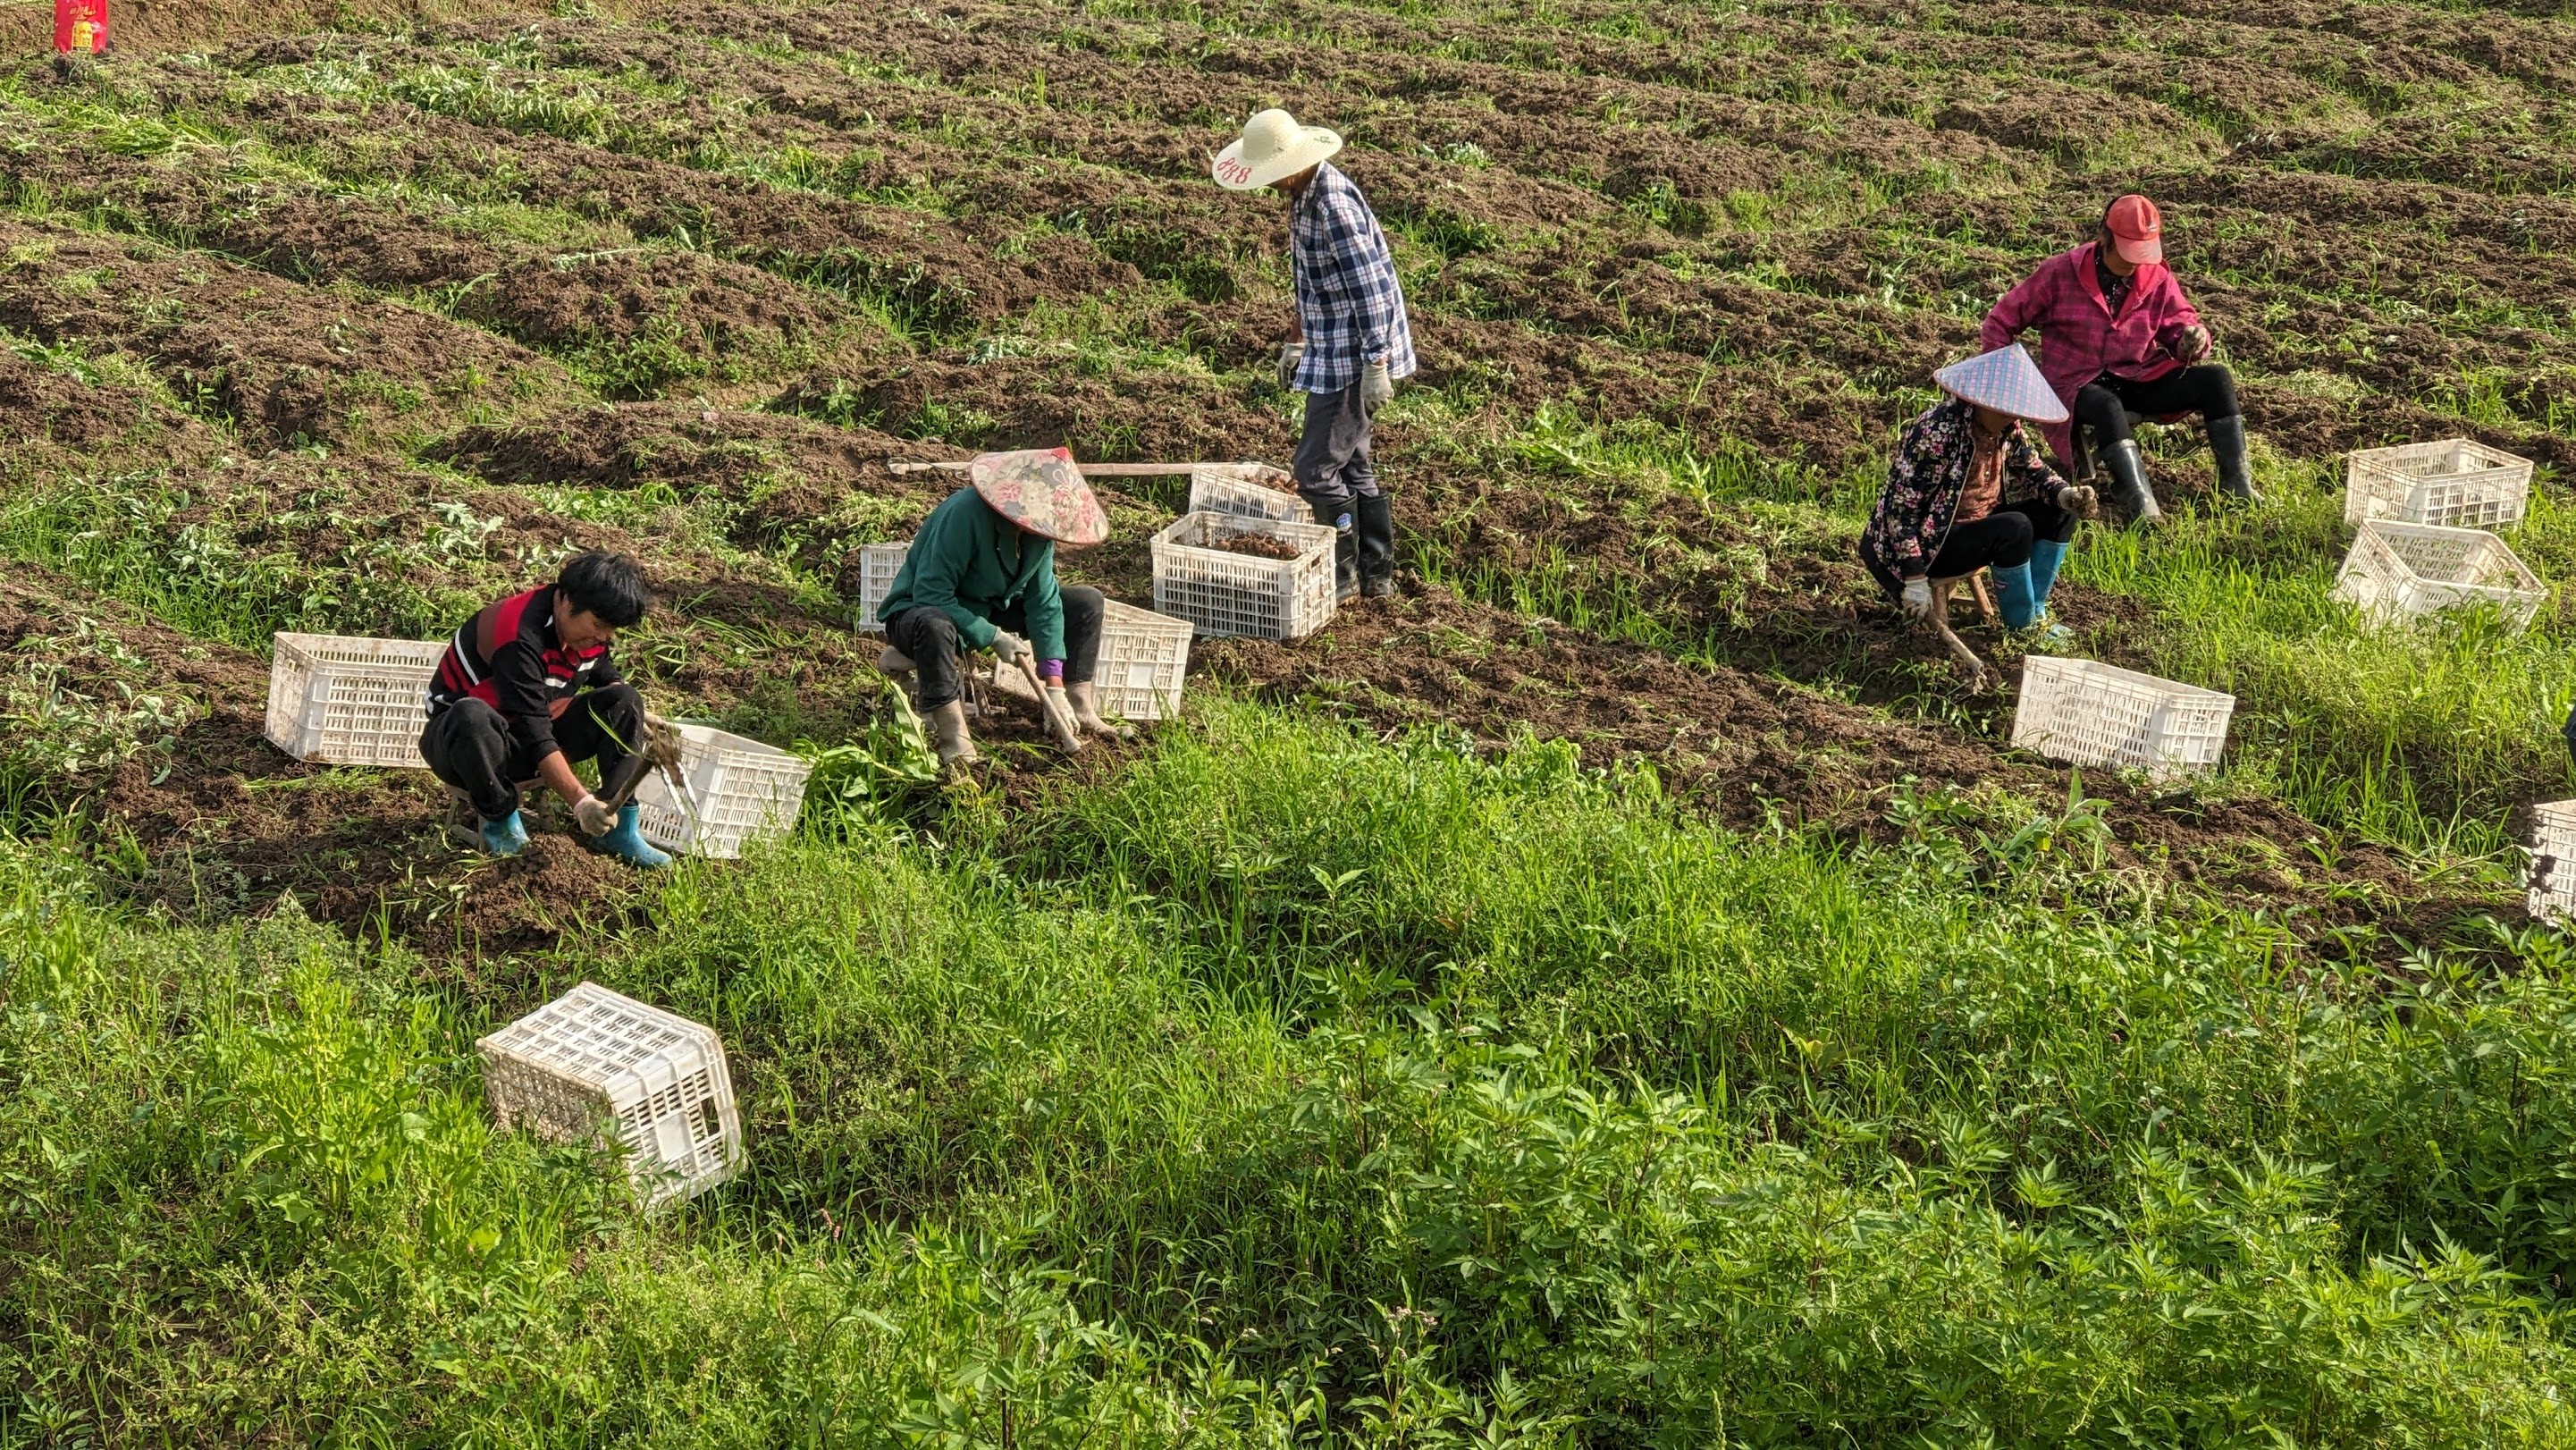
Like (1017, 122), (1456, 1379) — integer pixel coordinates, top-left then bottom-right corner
(1040, 658), (1065, 682)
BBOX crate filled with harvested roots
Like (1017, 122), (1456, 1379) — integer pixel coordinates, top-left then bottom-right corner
(1151, 510), (1338, 640)
(2344, 439), (2532, 529)
(2009, 656), (2235, 782)
(2334, 518), (2545, 632)
(1186, 462), (1306, 523)
(478, 982), (745, 1212)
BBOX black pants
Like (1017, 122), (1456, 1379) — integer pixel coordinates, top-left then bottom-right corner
(1924, 497), (2077, 579)
(1292, 382), (1380, 520)
(888, 586), (1104, 713)
(2074, 365), (2240, 448)
(419, 682), (644, 822)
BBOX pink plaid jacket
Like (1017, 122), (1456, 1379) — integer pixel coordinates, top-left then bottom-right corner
(1980, 241), (2202, 468)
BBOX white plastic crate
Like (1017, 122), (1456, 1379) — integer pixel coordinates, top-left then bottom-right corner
(1096, 599), (1194, 719)
(477, 982), (743, 1212)
(264, 633), (446, 767)
(852, 541), (911, 635)
(2334, 518), (2546, 632)
(633, 722), (812, 860)
(2009, 655), (2235, 782)
(2344, 439), (2532, 528)
(1187, 462), (1307, 523)
(989, 598), (1195, 721)
(2528, 800), (2576, 923)
(1151, 510), (1338, 641)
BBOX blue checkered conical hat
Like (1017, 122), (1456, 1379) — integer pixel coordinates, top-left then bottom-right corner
(1932, 345), (2069, 424)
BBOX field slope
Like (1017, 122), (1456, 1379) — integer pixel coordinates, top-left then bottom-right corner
(4, 0), (2576, 1443)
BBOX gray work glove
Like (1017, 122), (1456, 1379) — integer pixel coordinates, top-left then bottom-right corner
(1899, 577), (1936, 623)
(572, 794), (617, 837)
(1360, 358), (1393, 409)
(990, 629), (1030, 666)
(1275, 341), (1304, 392)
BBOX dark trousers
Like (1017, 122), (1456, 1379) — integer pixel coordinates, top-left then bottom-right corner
(1292, 382), (1380, 521)
(2074, 365), (2240, 447)
(419, 682), (644, 822)
(1924, 497), (2076, 578)
(888, 586), (1104, 713)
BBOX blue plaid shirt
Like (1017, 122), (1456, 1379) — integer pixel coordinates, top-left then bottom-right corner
(1291, 163), (1416, 394)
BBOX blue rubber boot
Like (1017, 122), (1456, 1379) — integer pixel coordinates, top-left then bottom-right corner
(2027, 538), (2068, 610)
(1992, 561), (2039, 630)
(479, 810), (529, 858)
(588, 802), (672, 869)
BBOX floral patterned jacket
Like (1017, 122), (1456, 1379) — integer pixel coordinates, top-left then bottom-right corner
(1857, 397), (2067, 594)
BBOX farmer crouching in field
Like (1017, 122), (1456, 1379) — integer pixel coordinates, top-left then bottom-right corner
(1213, 107), (1414, 602)
(1860, 345), (2100, 640)
(1982, 193), (2253, 521)
(420, 549), (669, 867)
(876, 448), (1125, 769)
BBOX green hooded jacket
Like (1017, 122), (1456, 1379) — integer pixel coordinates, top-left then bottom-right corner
(874, 487), (1066, 661)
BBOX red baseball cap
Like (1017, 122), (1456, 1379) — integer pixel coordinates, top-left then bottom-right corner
(2103, 193), (2163, 266)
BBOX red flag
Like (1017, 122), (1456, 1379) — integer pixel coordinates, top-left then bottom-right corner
(55, 0), (109, 54)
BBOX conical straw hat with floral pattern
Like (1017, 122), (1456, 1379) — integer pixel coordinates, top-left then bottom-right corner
(969, 447), (1109, 545)
(1932, 345), (2069, 424)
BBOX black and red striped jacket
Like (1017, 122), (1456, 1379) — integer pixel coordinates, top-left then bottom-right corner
(428, 585), (622, 759)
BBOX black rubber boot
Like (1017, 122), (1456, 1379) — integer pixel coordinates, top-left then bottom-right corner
(2099, 438), (2163, 526)
(2207, 414), (2257, 503)
(1305, 494), (1359, 603)
(1354, 493), (1395, 598)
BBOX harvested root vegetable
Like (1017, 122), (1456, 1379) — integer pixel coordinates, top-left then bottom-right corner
(1211, 533), (1304, 561)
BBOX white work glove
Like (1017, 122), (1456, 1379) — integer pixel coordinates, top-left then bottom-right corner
(572, 794), (617, 837)
(1899, 577), (1936, 623)
(989, 629), (1029, 666)
(2053, 481), (2100, 520)
(1360, 358), (1393, 409)
(2174, 325), (2213, 364)
(1275, 341), (1304, 392)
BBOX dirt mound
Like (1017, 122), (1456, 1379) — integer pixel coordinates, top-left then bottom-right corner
(452, 251), (855, 398)
(1200, 582), (2474, 946)
(778, 350), (1294, 465)
(0, 218), (568, 449)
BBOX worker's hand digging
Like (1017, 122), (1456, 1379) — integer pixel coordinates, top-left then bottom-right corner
(1899, 577), (1937, 624)
(990, 629), (1030, 666)
(572, 793), (618, 837)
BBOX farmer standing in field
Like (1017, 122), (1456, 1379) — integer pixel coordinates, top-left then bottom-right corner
(1212, 107), (1414, 602)
(875, 447), (1128, 769)
(1860, 345), (2100, 639)
(1982, 193), (2254, 522)
(419, 550), (671, 866)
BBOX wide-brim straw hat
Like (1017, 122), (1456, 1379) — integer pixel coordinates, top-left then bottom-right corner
(1212, 107), (1343, 190)
(1932, 345), (2070, 425)
(970, 446), (1109, 545)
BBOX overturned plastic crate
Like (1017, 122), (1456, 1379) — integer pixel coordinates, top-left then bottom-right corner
(2344, 439), (2531, 528)
(264, 633), (445, 767)
(1151, 510), (1338, 641)
(2009, 655), (2235, 782)
(2527, 800), (2576, 923)
(634, 723), (812, 860)
(2334, 518), (2545, 632)
(851, 541), (911, 635)
(1187, 462), (1306, 523)
(477, 982), (744, 1212)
